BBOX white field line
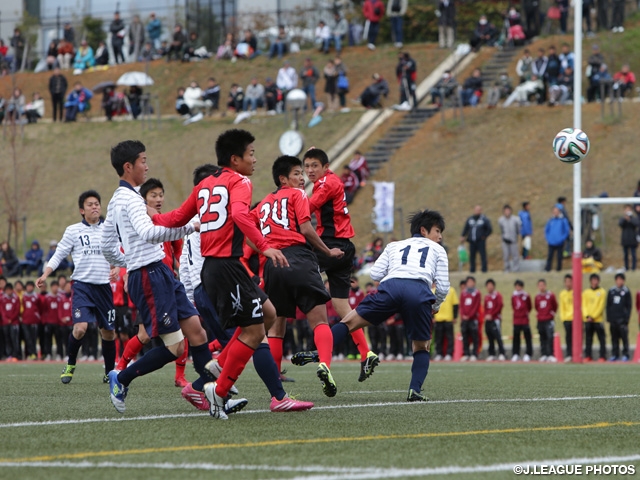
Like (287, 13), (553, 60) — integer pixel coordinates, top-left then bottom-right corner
(1, 394), (638, 430)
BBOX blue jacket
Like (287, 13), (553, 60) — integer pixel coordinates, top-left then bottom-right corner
(147, 19), (162, 40)
(545, 216), (570, 247)
(25, 243), (43, 264)
(519, 210), (532, 236)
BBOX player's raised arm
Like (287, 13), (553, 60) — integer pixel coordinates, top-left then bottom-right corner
(152, 187), (199, 228)
(129, 195), (194, 244)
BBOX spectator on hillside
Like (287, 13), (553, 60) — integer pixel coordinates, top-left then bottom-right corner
(20, 241), (43, 276)
(519, 202), (533, 259)
(437, 0), (456, 49)
(109, 11), (126, 64)
(216, 32), (235, 60)
(611, 0), (625, 32)
(94, 40), (109, 65)
(240, 29), (259, 59)
(0, 241), (20, 277)
(549, 66), (573, 106)
(349, 151), (370, 185)
(546, 45), (562, 87)
(461, 205), (492, 273)
(25, 92), (44, 123)
(516, 48), (534, 83)
(582, 0), (594, 36)
(72, 40), (95, 71)
(559, 43), (574, 71)
(140, 42), (154, 62)
(202, 77), (220, 113)
(359, 73), (389, 108)
(363, 0), (386, 50)
(63, 22), (75, 46)
(0, 38), (9, 65)
(323, 59), (338, 112)
(45, 41), (59, 70)
(503, 74), (543, 107)
(361, 238), (385, 265)
(243, 77), (265, 112)
(396, 52), (417, 109)
(613, 64), (635, 98)
(226, 83), (244, 112)
(315, 20), (331, 53)
(49, 68), (67, 122)
(619, 204), (638, 271)
(64, 82), (93, 122)
(129, 15), (145, 62)
(544, 206), (570, 272)
(10, 28), (25, 71)
(183, 32), (211, 61)
(147, 13), (162, 51)
(430, 70), (457, 107)
(387, 0), (408, 48)
(507, 20), (526, 47)
(331, 12), (349, 53)
(276, 60), (298, 99)
(341, 166), (360, 204)
(582, 238), (603, 273)
(469, 15), (497, 51)
(269, 25), (289, 59)
(487, 71), (513, 108)
(586, 44), (604, 85)
(167, 24), (187, 61)
(6, 87), (25, 123)
(498, 204), (521, 272)
(264, 77), (279, 113)
(175, 87), (190, 116)
(335, 57), (349, 110)
(183, 81), (208, 115)
(300, 57), (319, 110)
(461, 68), (483, 107)
(127, 86), (143, 119)
(45, 240), (72, 274)
(56, 38), (74, 69)
(102, 85), (117, 120)
(587, 63), (611, 102)
(523, 0), (541, 36)
(531, 48), (548, 103)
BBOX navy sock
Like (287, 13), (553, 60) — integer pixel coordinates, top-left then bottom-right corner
(118, 346), (177, 387)
(331, 322), (349, 351)
(409, 350), (430, 393)
(190, 342), (212, 392)
(253, 343), (287, 400)
(67, 333), (83, 366)
(101, 339), (116, 374)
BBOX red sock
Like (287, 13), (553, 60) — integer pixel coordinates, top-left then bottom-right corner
(216, 339), (255, 397)
(268, 336), (284, 373)
(116, 335), (144, 370)
(314, 323), (333, 367)
(217, 328), (241, 368)
(208, 339), (222, 353)
(351, 328), (370, 358)
(175, 339), (188, 379)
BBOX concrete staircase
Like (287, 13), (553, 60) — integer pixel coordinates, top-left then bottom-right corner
(480, 46), (523, 86)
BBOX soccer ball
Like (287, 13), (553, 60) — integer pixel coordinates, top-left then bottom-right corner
(552, 128), (590, 164)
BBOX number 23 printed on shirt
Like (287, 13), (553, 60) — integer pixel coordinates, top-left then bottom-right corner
(198, 186), (229, 232)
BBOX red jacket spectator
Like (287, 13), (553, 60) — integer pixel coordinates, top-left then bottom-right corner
(21, 291), (41, 325)
(0, 292), (20, 326)
(340, 167), (359, 204)
(484, 291), (503, 321)
(535, 291), (558, 321)
(512, 290), (532, 326)
(41, 292), (60, 325)
(348, 152), (370, 184)
(58, 291), (72, 327)
(349, 285), (366, 310)
(460, 288), (482, 321)
(363, 0), (385, 22)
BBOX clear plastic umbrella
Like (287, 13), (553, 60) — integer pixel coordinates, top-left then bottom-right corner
(116, 72), (154, 86)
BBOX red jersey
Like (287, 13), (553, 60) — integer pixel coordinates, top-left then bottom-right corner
(512, 290), (532, 325)
(153, 167), (269, 258)
(535, 291), (558, 322)
(255, 186), (309, 249)
(348, 288), (365, 309)
(41, 292), (60, 325)
(162, 239), (183, 274)
(460, 289), (482, 321)
(58, 292), (72, 327)
(484, 291), (503, 321)
(309, 170), (355, 239)
(21, 292), (41, 326)
(0, 293), (20, 326)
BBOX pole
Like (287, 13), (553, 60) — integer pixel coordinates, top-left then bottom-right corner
(571, 0), (583, 364)
(277, 0), (282, 28)
(56, 7), (60, 40)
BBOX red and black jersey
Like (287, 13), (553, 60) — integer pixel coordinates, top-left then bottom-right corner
(21, 292), (41, 325)
(162, 239), (183, 275)
(154, 167), (268, 258)
(0, 293), (20, 326)
(484, 291), (503, 321)
(460, 289), (482, 321)
(40, 292), (60, 325)
(309, 170), (355, 239)
(58, 292), (72, 326)
(535, 291), (558, 322)
(255, 186), (309, 249)
(348, 288), (365, 309)
(512, 291), (532, 325)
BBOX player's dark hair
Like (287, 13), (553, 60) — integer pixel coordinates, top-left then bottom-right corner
(589, 273), (600, 281)
(409, 209), (445, 236)
(459, 280), (467, 286)
(4, 283), (13, 291)
(140, 178), (164, 200)
(272, 155), (302, 187)
(485, 279), (495, 286)
(78, 190), (101, 211)
(50, 280), (59, 287)
(25, 281), (35, 288)
(110, 140), (146, 177)
(538, 279), (546, 284)
(192, 164), (221, 186)
(215, 129), (255, 167)
(564, 273), (572, 280)
(615, 273), (626, 281)
(514, 279), (524, 287)
(365, 282), (374, 288)
(303, 148), (329, 166)
(522, 201), (529, 209)
(14, 280), (23, 288)
(466, 276), (476, 284)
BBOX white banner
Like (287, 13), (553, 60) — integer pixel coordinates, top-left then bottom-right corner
(373, 181), (395, 233)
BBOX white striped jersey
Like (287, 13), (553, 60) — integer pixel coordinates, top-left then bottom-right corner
(102, 180), (194, 271)
(178, 219), (204, 303)
(370, 235), (450, 310)
(48, 220), (115, 284)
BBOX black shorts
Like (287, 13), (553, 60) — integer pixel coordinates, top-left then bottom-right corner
(264, 245), (331, 318)
(314, 238), (355, 299)
(201, 257), (265, 329)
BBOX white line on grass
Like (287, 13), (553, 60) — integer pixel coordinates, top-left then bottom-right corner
(1, 394), (638, 429)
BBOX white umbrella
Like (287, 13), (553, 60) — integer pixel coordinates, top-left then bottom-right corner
(116, 71), (154, 87)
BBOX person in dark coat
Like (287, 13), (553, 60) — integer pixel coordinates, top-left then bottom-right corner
(109, 11), (126, 64)
(48, 67), (68, 122)
(460, 205), (493, 273)
(619, 204), (639, 271)
(437, 0), (456, 48)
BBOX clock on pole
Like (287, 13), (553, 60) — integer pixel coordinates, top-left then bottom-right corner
(279, 88), (307, 156)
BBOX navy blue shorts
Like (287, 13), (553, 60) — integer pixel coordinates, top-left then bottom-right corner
(194, 284), (236, 347)
(71, 282), (115, 331)
(127, 261), (198, 339)
(355, 278), (435, 342)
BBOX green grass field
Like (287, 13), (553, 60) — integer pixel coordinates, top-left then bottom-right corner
(1, 360), (639, 479)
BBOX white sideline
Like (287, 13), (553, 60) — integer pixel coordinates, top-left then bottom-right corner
(0, 394), (638, 430)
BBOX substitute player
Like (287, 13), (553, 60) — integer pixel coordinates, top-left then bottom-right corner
(326, 209), (449, 401)
(37, 190), (119, 384)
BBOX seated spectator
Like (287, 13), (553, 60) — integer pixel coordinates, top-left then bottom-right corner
(587, 63), (611, 102)
(276, 60), (298, 98)
(202, 77), (220, 113)
(46, 41), (59, 70)
(216, 33), (235, 60)
(45, 240), (72, 274)
(167, 24), (187, 61)
(461, 68), (483, 106)
(0, 241), (19, 277)
(64, 82), (92, 122)
(56, 38), (74, 70)
(559, 42), (574, 71)
(548, 66), (573, 106)
(102, 85), (116, 120)
(361, 237), (385, 265)
(139, 41), (154, 62)
(127, 86), (143, 119)
(19, 240), (43, 276)
(184, 81), (208, 115)
(227, 83), (244, 112)
(613, 64), (635, 98)
(158, 40), (169, 57)
(340, 166), (359, 204)
(175, 87), (190, 116)
(0, 39), (8, 64)
(73, 40), (95, 71)
(503, 74), (543, 107)
(516, 49), (533, 83)
(315, 21), (332, 53)
(469, 15), (497, 51)
(6, 87), (25, 123)
(0, 97), (5, 123)
(349, 151), (370, 185)
(487, 71), (513, 108)
(582, 238), (603, 273)
(269, 25), (290, 59)
(94, 40), (109, 65)
(234, 30), (257, 60)
(360, 73), (389, 108)
(243, 77), (265, 112)
(264, 77), (280, 113)
(183, 32), (211, 61)
(545, 45), (562, 87)
(506, 7), (522, 26)
(430, 70), (457, 107)
(331, 13), (349, 54)
(25, 92), (44, 123)
(507, 22), (526, 46)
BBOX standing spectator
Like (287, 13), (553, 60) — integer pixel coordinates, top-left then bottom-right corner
(147, 13), (162, 51)
(349, 151), (370, 185)
(459, 276), (481, 361)
(0, 242), (19, 277)
(128, 15), (145, 62)
(523, 0), (541, 37)
(606, 273), (631, 361)
(396, 52), (418, 109)
(323, 59), (338, 112)
(557, 196), (573, 257)
(556, 0), (569, 34)
(544, 206), (570, 272)
(516, 49), (534, 83)
(559, 274), (573, 362)
(487, 71), (513, 108)
(331, 12), (349, 53)
(72, 39), (95, 71)
(10, 28), (25, 71)
(582, 273), (606, 362)
(269, 25), (289, 59)
(56, 38), (74, 69)
(315, 21), (331, 53)
(545, 45), (562, 88)
(340, 166), (360, 204)
(511, 279), (533, 362)
(202, 77), (221, 113)
(531, 48), (548, 103)
(387, 0), (408, 48)
(535, 279), (558, 362)
(49, 67), (68, 122)
(484, 279), (506, 361)
(299, 57), (319, 110)
(613, 64), (635, 98)
(498, 204), (521, 272)
(94, 40), (109, 66)
(582, 0), (595, 36)
(430, 70), (458, 107)
(25, 92), (44, 124)
(276, 60), (298, 100)
(469, 16), (497, 51)
(335, 57), (349, 111)
(109, 11), (126, 64)
(437, 0), (456, 49)
(460, 205), (492, 273)
(63, 22), (75, 46)
(363, 0), (386, 50)
(460, 68), (483, 106)
(243, 77), (265, 112)
(586, 44), (604, 92)
(587, 63), (611, 103)
(619, 204), (639, 271)
(433, 284), (458, 361)
(519, 202), (532, 259)
(264, 77), (278, 113)
(611, 0), (625, 32)
(167, 24), (186, 61)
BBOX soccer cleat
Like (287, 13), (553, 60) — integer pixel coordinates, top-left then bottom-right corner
(204, 360), (239, 395)
(407, 389), (428, 402)
(444, 354), (452, 361)
(460, 355), (469, 362)
(270, 395), (314, 412)
(102, 374), (109, 384)
(498, 354), (506, 361)
(511, 354), (519, 362)
(317, 362), (337, 397)
(175, 376), (189, 388)
(291, 350), (320, 366)
(108, 370), (128, 414)
(204, 382), (247, 419)
(182, 383), (210, 411)
(486, 355), (495, 362)
(280, 368), (295, 382)
(224, 397), (248, 415)
(358, 351), (380, 382)
(469, 355), (477, 362)
(539, 355), (548, 362)
(523, 354), (531, 362)
(60, 364), (76, 384)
